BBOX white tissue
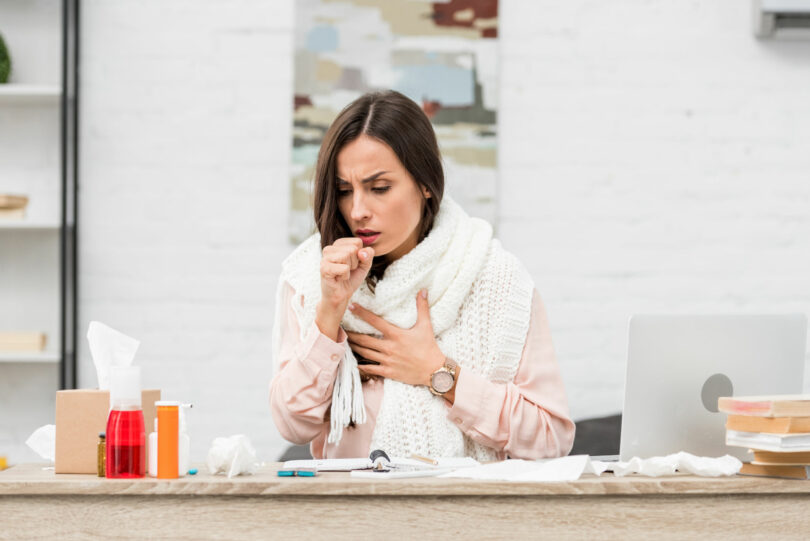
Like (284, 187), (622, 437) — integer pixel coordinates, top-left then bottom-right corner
(87, 321), (140, 390)
(206, 435), (259, 478)
(607, 452), (742, 477)
(441, 452), (741, 482)
(25, 424), (56, 462)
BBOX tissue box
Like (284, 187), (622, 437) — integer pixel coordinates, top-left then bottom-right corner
(55, 389), (160, 474)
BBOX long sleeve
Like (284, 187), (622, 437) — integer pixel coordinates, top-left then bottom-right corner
(270, 281), (574, 460)
(269, 282), (383, 458)
(269, 282), (346, 445)
(445, 289), (576, 459)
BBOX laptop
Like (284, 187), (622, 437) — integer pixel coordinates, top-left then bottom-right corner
(619, 314), (807, 462)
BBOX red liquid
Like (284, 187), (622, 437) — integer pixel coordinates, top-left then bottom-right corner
(105, 409), (145, 478)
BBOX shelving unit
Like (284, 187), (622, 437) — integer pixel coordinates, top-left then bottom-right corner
(0, 84), (61, 104)
(0, 351), (61, 364)
(0, 0), (78, 463)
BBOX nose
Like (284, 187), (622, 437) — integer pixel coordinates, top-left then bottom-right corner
(350, 191), (372, 223)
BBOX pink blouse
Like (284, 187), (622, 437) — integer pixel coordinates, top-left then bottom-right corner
(269, 282), (575, 460)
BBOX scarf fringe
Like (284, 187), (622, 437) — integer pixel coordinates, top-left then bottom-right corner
(327, 342), (367, 444)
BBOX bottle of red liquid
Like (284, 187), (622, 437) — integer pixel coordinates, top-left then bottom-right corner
(106, 366), (145, 478)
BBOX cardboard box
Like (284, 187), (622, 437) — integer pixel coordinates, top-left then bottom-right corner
(55, 389), (160, 474)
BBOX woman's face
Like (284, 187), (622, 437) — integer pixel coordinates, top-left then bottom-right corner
(336, 135), (429, 261)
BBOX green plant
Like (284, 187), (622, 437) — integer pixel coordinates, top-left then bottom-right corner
(0, 31), (10, 83)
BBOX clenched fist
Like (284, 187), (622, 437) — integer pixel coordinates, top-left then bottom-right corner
(316, 237), (375, 341)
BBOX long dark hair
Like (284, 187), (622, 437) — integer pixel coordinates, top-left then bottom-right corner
(313, 90), (444, 287)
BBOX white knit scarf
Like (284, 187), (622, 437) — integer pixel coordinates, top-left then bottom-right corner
(272, 197), (534, 459)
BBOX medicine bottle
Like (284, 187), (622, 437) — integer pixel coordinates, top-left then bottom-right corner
(105, 366), (146, 478)
(97, 432), (106, 477)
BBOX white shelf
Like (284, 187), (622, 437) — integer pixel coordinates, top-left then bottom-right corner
(0, 221), (60, 231)
(0, 84), (61, 105)
(0, 351), (59, 363)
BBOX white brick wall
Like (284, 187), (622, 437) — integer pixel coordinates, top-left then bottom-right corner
(74, 0), (810, 462)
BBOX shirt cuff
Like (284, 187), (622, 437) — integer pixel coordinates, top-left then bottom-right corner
(297, 321), (348, 387)
(445, 367), (489, 433)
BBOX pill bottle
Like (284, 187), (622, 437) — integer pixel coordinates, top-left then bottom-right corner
(156, 401), (180, 479)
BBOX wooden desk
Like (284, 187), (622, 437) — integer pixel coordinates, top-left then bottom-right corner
(2, 463), (809, 540)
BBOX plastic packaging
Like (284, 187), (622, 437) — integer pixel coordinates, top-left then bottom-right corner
(105, 366), (145, 478)
(178, 404), (191, 476)
(148, 420), (158, 477)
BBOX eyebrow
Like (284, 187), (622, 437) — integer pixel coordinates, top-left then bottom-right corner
(336, 171), (389, 185)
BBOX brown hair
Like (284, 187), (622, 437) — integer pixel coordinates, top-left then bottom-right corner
(313, 90), (444, 287)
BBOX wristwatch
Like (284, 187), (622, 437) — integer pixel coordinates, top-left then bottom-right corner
(429, 357), (458, 396)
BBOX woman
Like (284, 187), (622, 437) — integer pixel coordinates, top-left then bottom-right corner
(270, 90), (574, 460)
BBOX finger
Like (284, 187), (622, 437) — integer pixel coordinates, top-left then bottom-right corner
(322, 262), (350, 280)
(324, 245), (358, 269)
(357, 246), (375, 273)
(344, 245), (359, 270)
(334, 237), (363, 250)
(349, 344), (387, 364)
(346, 331), (386, 351)
(358, 363), (387, 379)
(414, 289), (432, 330)
(348, 303), (398, 336)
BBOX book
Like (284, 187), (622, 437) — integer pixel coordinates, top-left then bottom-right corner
(718, 395), (810, 417)
(0, 332), (46, 351)
(726, 430), (810, 452)
(739, 463), (810, 480)
(0, 194), (28, 209)
(752, 450), (810, 465)
(726, 415), (810, 434)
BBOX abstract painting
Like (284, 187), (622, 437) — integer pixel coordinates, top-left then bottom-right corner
(291, 0), (500, 243)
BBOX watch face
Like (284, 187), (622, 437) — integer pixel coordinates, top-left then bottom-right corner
(431, 370), (454, 393)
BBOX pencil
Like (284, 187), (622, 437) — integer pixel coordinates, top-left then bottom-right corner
(410, 453), (438, 465)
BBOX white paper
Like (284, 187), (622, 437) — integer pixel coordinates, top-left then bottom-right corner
(25, 424), (56, 462)
(284, 458), (373, 471)
(513, 455), (606, 482)
(440, 459), (539, 480)
(351, 468), (453, 479)
(440, 455), (605, 482)
(284, 456), (479, 472)
(87, 321), (140, 390)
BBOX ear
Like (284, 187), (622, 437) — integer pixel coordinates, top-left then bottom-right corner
(423, 188), (432, 199)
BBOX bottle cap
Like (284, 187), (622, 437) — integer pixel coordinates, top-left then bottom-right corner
(109, 365), (141, 409)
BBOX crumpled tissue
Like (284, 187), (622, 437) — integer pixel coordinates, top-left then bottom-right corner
(25, 424), (56, 462)
(206, 435), (259, 478)
(606, 451), (742, 477)
(87, 321), (140, 390)
(441, 452), (742, 482)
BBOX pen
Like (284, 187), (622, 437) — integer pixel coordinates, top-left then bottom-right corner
(410, 453), (438, 465)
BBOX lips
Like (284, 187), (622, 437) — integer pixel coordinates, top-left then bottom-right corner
(356, 229), (380, 246)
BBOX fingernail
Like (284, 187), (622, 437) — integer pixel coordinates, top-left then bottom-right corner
(359, 250), (366, 259)
(348, 303), (356, 311)
(421, 289), (427, 299)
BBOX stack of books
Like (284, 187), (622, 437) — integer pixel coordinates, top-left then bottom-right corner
(720, 395), (810, 479)
(0, 194), (29, 219)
